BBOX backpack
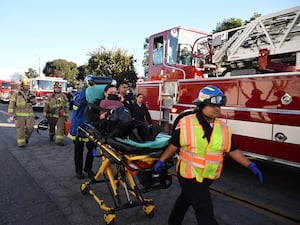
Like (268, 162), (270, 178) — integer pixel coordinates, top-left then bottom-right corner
(106, 106), (132, 138)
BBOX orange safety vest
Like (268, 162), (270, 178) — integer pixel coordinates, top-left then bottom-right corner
(177, 114), (231, 182)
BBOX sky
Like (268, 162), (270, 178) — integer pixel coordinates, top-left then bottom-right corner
(0, 0), (299, 80)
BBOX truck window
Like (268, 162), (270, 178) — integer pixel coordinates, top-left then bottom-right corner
(153, 36), (163, 65)
(1, 82), (11, 89)
(178, 44), (192, 66)
(167, 33), (178, 64)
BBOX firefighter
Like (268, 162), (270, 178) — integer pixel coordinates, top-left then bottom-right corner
(153, 85), (263, 225)
(43, 82), (69, 146)
(8, 77), (37, 147)
(68, 76), (95, 179)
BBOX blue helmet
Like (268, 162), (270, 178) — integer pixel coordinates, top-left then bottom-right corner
(84, 74), (96, 86)
(193, 85), (227, 106)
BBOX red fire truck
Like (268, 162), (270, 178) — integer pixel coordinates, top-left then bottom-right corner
(0, 80), (12, 102)
(29, 77), (69, 108)
(136, 6), (300, 167)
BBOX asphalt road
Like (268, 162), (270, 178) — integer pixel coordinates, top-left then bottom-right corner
(0, 103), (299, 225)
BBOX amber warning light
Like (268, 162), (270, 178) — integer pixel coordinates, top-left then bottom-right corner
(170, 108), (178, 113)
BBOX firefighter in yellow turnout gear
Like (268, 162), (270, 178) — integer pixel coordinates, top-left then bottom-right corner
(8, 77), (37, 147)
(43, 82), (69, 146)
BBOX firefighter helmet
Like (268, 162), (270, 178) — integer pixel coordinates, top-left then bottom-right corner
(193, 85), (227, 106)
(20, 77), (30, 86)
(53, 82), (62, 88)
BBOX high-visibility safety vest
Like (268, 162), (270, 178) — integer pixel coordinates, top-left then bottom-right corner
(177, 114), (232, 182)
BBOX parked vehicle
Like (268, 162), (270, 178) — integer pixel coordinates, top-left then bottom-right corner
(0, 79), (12, 102)
(136, 6), (300, 167)
(29, 77), (69, 108)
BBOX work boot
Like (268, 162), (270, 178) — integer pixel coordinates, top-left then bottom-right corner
(76, 171), (85, 179)
(84, 169), (95, 178)
(26, 139), (29, 144)
(49, 135), (54, 142)
(56, 142), (64, 146)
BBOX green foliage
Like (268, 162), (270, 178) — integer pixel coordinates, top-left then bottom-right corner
(77, 64), (89, 80)
(244, 12), (261, 25)
(87, 47), (137, 86)
(213, 18), (243, 33)
(42, 59), (78, 87)
(212, 13), (261, 33)
(25, 68), (39, 78)
(142, 37), (149, 68)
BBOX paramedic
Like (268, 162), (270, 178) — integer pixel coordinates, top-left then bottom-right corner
(68, 77), (95, 179)
(118, 81), (134, 109)
(43, 82), (69, 146)
(153, 85), (263, 225)
(8, 77), (37, 147)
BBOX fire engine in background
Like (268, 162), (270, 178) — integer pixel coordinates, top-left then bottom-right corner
(0, 80), (12, 102)
(30, 77), (69, 108)
(136, 6), (300, 167)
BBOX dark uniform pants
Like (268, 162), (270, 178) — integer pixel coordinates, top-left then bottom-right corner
(168, 175), (218, 225)
(74, 140), (94, 172)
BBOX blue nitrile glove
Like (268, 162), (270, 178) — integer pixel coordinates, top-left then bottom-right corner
(153, 160), (164, 173)
(248, 162), (263, 184)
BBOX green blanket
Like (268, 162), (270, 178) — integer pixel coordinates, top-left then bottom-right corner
(114, 133), (171, 149)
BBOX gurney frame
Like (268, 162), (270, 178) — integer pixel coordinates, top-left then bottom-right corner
(78, 124), (173, 225)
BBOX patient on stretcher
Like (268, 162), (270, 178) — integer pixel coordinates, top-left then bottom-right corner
(88, 84), (161, 143)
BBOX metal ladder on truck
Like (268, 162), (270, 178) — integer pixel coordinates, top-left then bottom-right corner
(211, 6), (300, 71)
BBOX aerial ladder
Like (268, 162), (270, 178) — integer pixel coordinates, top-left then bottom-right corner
(199, 6), (300, 76)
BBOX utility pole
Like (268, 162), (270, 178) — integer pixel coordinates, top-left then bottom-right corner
(35, 54), (41, 76)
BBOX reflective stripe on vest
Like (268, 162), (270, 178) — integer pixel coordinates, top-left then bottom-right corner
(178, 114), (231, 182)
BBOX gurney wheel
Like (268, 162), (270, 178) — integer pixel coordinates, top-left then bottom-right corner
(104, 213), (116, 225)
(143, 204), (155, 218)
(80, 183), (89, 195)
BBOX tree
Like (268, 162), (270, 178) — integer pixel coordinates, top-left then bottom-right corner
(212, 18), (243, 33)
(77, 64), (90, 80)
(87, 47), (137, 87)
(244, 12), (261, 25)
(42, 59), (79, 87)
(212, 13), (262, 33)
(25, 68), (39, 78)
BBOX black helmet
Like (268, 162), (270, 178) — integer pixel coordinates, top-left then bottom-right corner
(37, 119), (49, 133)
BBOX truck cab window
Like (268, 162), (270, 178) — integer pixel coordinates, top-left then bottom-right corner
(153, 36), (163, 65)
(178, 44), (192, 66)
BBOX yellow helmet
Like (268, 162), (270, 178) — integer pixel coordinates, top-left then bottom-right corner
(20, 77), (30, 86)
(53, 82), (62, 88)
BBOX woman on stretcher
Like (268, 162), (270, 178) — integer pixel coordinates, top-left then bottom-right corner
(98, 84), (161, 142)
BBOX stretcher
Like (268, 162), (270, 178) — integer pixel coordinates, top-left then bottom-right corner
(78, 123), (173, 225)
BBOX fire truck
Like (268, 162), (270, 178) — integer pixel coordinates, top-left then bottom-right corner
(0, 80), (12, 102)
(29, 77), (69, 108)
(136, 6), (300, 167)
